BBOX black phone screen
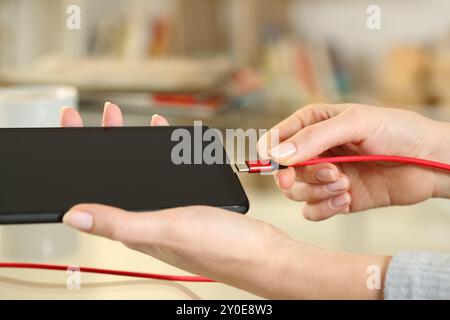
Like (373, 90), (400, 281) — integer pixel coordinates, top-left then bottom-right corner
(0, 126), (248, 224)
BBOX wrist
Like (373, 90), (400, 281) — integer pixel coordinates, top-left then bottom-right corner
(226, 230), (298, 298)
(273, 242), (391, 299)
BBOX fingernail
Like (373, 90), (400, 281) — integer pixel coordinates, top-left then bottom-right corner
(326, 177), (347, 192)
(104, 101), (112, 109)
(269, 142), (296, 160)
(330, 193), (350, 208)
(316, 168), (337, 182)
(63, 210), (93, 231)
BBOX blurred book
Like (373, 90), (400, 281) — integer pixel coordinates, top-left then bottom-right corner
(81, 91), (228, 118)
(377, 46), (431, 108)
(262, 36), (352, 109)
(431, 45), (450, 107)
(80, 68), (265, 118)
(92, 7), (173, 59)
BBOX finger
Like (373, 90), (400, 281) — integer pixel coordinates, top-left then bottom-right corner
(283, 175), (350, 202)
(62, 203), (169, 244)
(302, 192), (351, 221)
(293, 163), (340, 184)
(257, 104), (346, 158)
(275, 167), (296, 189)
(60, 107), (83, 127)
(102, 102), (123, 127)
(269, 106), (368, 165)
(150, 114), (170, 126)
(276, 163), (341, 189)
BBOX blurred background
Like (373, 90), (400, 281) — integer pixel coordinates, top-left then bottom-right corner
(0, 0), (449, 299)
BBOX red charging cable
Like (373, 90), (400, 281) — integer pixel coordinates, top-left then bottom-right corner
(1, 155), (449, 283)
(0, 262), (214, 282)
(242, 155), (450, 173)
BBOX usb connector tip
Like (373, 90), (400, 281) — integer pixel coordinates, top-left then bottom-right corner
(235, 160), (286, 173)
(235, 163), (250, 173)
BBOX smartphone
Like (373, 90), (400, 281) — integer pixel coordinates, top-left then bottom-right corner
(0, 126), (249, 224)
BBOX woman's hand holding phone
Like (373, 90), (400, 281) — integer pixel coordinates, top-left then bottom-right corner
(60, 103), (305, 298)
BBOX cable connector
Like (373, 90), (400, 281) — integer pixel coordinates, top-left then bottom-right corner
(235, 160), (286, 173)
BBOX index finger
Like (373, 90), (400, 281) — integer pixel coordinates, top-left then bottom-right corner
(257, 104), (346, 158)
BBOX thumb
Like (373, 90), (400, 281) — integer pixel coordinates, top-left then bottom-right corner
(63, 204), (168, 244)
(269, 111), (368, 165)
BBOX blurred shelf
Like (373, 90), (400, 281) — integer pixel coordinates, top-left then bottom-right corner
(1, 56), (235, 92)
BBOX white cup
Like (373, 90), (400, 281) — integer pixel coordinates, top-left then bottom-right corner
(0, 85), (79, 260)
(0, 85), (78, 127)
